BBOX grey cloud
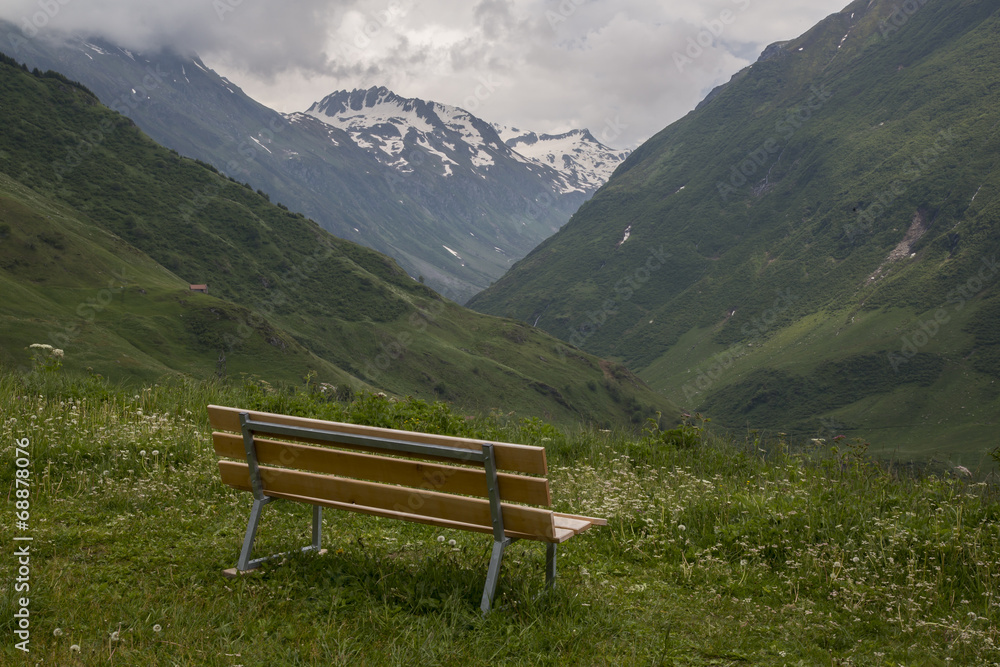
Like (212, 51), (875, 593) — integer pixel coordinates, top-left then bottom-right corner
(0, 0), (851, 148)
(0, 0), (354, 78)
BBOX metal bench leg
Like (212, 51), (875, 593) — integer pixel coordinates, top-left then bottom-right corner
(237, 497), (273, 571)
(311, 505), (322, 550)
(480, 537), (511, 615)
(546, 542), (557, 588)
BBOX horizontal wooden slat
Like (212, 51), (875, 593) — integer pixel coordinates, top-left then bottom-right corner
(263, 490), (555, 542)
(219, 461), (556, 541)
(554, 512), (608, 527)
(208, 405), (547, 475)
(553, 527), (576, 543)
(213, 432), (551, 507)
(553, 515), (593, 534)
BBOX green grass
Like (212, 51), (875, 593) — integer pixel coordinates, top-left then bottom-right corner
(1, 368), (998, 665)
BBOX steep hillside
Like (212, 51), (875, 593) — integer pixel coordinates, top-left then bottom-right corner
(470, 0), (1000, 456)
(0, 55), (675, 428)
(2, 30), (620, 302)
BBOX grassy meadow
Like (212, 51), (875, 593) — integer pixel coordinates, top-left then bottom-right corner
(1, 363), (999, 665)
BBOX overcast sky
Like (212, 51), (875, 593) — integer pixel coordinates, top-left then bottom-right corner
(1, 0), (851, 148)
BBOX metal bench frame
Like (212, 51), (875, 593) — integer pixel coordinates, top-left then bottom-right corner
(233, 412), (557, 614)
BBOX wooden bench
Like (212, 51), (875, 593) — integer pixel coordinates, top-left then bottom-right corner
(208, 405), (606, 613)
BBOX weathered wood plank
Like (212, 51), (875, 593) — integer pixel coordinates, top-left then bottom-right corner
(208, 405), (547, 475)
(213, 432), (551, 506)
(218, 461), (556, 540)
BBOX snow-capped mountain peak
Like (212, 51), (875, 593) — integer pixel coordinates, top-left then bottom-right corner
(494, 125), (631, 192)
(293, 86), (626, 194)
(295, 86), (512, 176)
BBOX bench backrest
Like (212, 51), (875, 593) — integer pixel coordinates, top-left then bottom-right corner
(208, 405), (558, 541)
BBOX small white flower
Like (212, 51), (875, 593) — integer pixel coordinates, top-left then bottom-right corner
(51, 348), (64, 358)
(152, 450), (159, 456)
(153, 624), (162, 632)
(70, 644), (81, 653)
(436, 535), (445, 543)
(677, 524), (686, 532)
(110, 630), (120, 641)
(448, 539), (456, 546)
(140, 450), (147, 457)
(53, 628), (64, 637)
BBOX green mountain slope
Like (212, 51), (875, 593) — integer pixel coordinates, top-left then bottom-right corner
(2, 31), (588, 303)
(0, 55), (675, 428)
(469, 0), (1000, 457)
